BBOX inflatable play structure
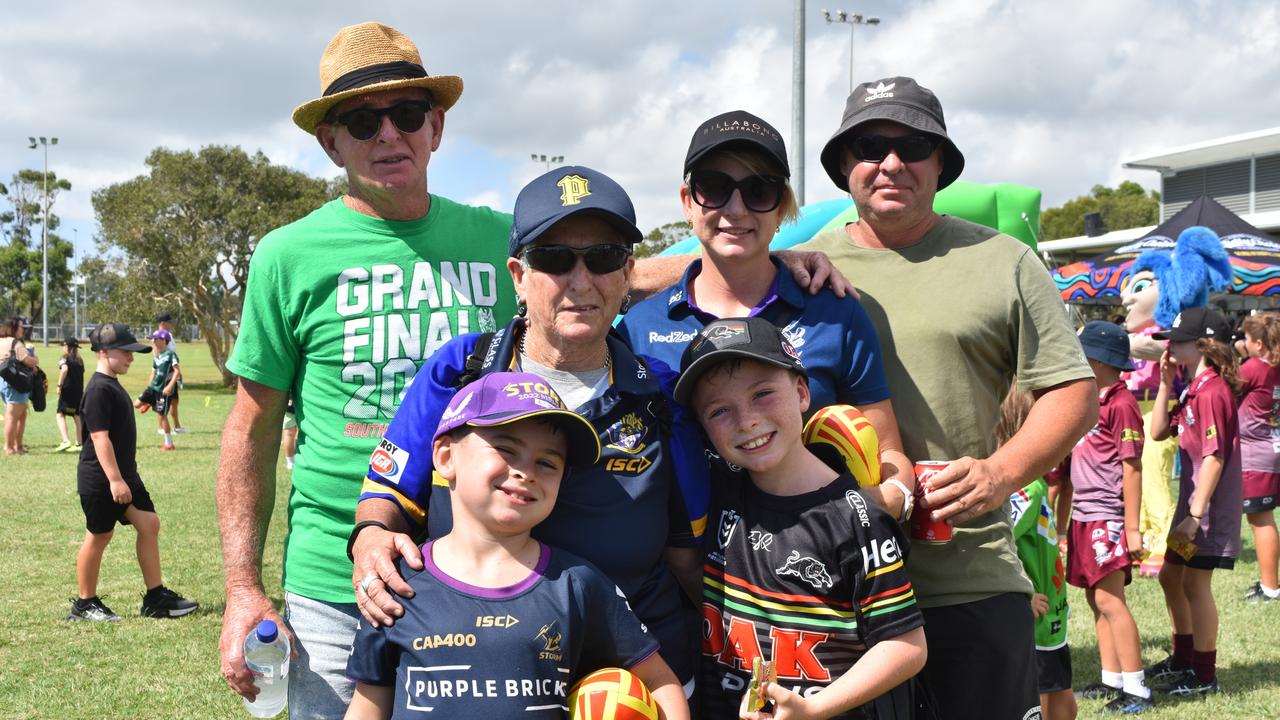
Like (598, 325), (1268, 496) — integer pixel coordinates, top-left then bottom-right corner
(660, 180), (1043, 254)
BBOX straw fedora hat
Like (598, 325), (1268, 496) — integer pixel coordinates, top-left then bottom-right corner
(292, 22), (463, 135)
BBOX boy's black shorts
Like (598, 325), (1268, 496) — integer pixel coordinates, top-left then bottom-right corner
(80, 486), (155, 535)
(138, 387), (170, 415)
(1037, 646), (1073, 693)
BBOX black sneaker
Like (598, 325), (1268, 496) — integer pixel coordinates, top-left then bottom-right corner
(1243, 581), (1280, 603)
(140, 585), (199, 618)
(1074, 682), (1121, 701)
(67, 596), (122, 622)
(1102, 691), (1155, 714)
(1145, 655), (1189, 684)
(1161, 673), (1219, 696)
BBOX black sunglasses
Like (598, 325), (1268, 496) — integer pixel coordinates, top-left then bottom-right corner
(848, 134), (940, 163)
(688, 170), (786, 213)
(333, 100), (433, 141)
(523, 244), (632, 275)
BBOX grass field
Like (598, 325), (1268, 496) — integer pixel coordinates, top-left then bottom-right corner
(1, 343), (1279, 718)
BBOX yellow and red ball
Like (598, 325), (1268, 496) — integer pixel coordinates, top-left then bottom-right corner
(568, 667), (659, 720)
(802, 404), (880, 487)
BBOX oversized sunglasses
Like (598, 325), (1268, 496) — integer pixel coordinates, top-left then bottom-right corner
(333, 100), (433, 141)
(848, 134), (940, 163)
(522, 244), (632, 275)
(688, 170), (786, 213)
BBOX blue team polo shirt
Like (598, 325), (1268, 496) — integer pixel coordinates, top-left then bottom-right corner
(618, 256), (891, 412)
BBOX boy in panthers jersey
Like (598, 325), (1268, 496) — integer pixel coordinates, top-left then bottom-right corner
(676, 318), (925, 719)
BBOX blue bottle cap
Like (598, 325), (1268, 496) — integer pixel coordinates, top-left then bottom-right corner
(256, 619), (279, 643)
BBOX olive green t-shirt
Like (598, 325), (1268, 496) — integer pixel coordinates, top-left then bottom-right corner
(227, 196), (515, 603)
(798, 216), (1091, 608)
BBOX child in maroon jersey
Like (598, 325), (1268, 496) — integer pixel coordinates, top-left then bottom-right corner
(1065, 322), (1151, 712)
(1148, 307), (1243, 696)
(1236, 313), (1280, 602)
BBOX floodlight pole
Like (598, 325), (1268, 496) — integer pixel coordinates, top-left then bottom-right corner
(821, 9), (881, 94)
(28, 136), (58, 346)
(530, 153), (565, 171)
(792, 0), (806, 206)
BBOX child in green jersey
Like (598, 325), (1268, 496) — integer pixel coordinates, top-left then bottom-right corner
(999, 387), (1077, 720)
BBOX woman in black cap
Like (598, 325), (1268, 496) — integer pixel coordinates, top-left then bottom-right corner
(619, 111), (916, 521)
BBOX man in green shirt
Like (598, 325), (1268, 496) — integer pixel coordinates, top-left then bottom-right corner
(214, 23), (516, 719)
(798, 76), (1097, 719)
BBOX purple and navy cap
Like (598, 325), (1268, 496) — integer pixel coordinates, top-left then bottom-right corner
(434, 371), (601, 467)
(151, 328), (173, 342)
(674, 316), (806, 405)
(508, 165), (643, 257)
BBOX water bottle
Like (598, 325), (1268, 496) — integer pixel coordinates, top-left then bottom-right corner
(243, 619), (289, 718)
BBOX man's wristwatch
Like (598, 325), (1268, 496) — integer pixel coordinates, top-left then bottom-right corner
(881, 478), (914, 523)
(346, 520), (390, 561)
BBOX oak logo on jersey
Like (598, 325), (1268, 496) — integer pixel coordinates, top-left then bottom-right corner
(557, 174), (592, 206)
(703, 607), (833, 682)
(536, 622), (563, 661)
(776, 550), (834, 590)
(605, 413), (648, 454)
(718, 510), (742, 549)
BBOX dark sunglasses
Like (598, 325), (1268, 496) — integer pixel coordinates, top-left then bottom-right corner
(333, 100), (433, 141)
(848, 134), (940, 163)
(523, 244), (632, 275)
(688, 170), (786, 213)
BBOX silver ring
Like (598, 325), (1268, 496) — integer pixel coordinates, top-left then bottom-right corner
(358, 574), (378, 595)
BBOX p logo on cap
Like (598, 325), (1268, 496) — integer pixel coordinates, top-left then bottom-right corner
(557, 175), (592, 207)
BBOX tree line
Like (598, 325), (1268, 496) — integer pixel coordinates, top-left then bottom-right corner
(1, 144), (1154, 386)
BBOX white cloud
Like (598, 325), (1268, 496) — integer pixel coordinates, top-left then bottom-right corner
(4, 0), (1280, 253)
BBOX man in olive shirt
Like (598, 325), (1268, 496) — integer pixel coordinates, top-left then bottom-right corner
(799, 77), (1097, 719)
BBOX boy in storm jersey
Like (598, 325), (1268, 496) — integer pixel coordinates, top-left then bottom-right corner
(344, 371), (688, 720)
(675, 318), (925, 719)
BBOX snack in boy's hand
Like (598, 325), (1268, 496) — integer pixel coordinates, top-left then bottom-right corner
(745, 657), (776, 712)
(1166, 533), (1199, 561)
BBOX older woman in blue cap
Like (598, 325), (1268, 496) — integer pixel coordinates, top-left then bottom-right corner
(351, 166), (703, 698)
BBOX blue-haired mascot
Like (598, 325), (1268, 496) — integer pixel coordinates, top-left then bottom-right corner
(1118, 226), (1232, 576)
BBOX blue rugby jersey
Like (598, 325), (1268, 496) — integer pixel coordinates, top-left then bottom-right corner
(618, 257), (890, 414)
(347, 541), (658, 718)
(360, 317), (702, 684)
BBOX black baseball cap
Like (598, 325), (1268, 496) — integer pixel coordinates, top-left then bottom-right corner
(63, 337), (80, 348)
(89, 323), (152, 353)
(1078, 321), (1135, 371)
(674, 317), (806, 405)
(1153, 307), (1233, 343)
(819, 76), (965, 192)
(683, 110), (790, 177)
(508, 166), (643, 257)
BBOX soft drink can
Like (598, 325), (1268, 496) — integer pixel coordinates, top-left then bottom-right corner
(909, 460), (953, 544)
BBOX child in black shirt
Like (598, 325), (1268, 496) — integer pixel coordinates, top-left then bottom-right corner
(68, 323), (198, 622)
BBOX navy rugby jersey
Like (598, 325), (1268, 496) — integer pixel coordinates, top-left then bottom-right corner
(701, 472), (922, 719)
(360, 317), (702, 683)
(618, 257), (890, 414)
(347, 541), (657, 718)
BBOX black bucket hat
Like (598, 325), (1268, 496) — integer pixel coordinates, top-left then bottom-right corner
(819, 76), (965, 192)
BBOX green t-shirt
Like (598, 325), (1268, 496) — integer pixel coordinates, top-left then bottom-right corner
(1010, 478), (1069, 650)
(149, 347), (178, 393)
(227, 195), (515, 602)
(798, 216), (1092, 608)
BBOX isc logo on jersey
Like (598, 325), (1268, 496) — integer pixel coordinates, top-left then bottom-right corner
(370, 438), (411, 484)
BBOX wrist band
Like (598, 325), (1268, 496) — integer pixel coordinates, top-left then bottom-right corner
(881, 478), (914, 523)
(346, 520), (390, 562)
(1189, 514), (1202, 521)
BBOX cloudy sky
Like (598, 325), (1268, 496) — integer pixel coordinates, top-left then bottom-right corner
(3, 0), (1279, 260)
